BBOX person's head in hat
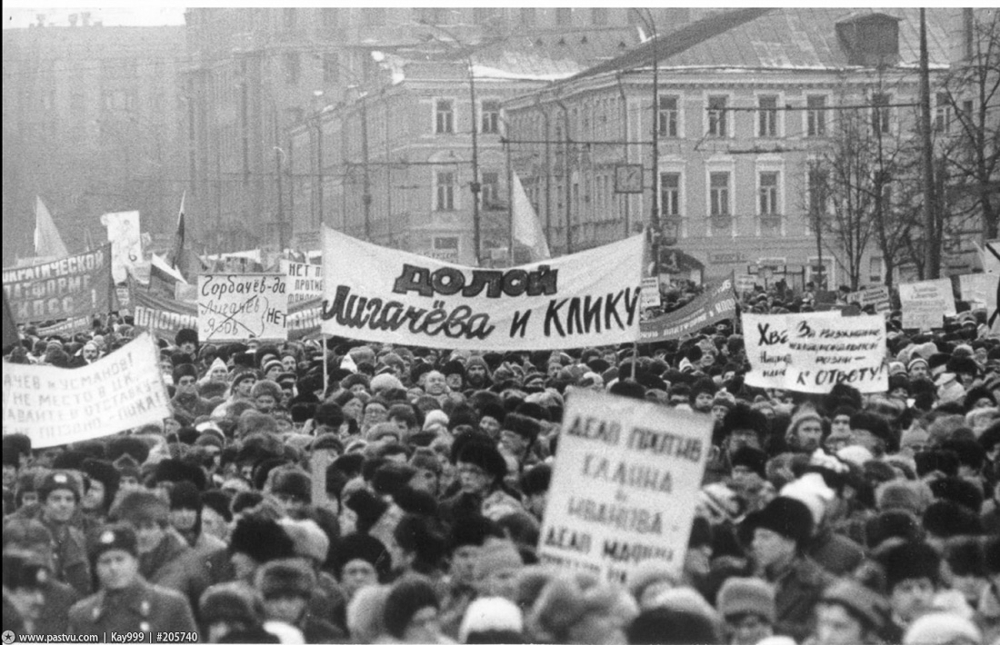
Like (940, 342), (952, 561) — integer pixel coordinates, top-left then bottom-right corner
(167, 481), (203, 546)
(38, 471), (81, 527)
(80, 458), (120, 517)
(88, 523), (141, 591)
(456, 441), (507, 498)
(721, 404), (770, 459)
(877, 540), (941, 629)
(850, 412), (894, 458)
(230, 369), (259, 400)
(251, 379), (283, 415)
(172, 362), (199, 398)
(3, 551), (50, 627)
(332, 532), (392, 601)
(270, 468), (311, 514)
(716, 577), (776, 645)
(175, 328), (199, 356)
(815, 578), (890, 645)
(741, 497), (814, 574)
(383, 574), (445, 643)
(786, 404), (826, 453)
(228, 514), (297, 582)
(199, 582), (267, 643)
(253, 557), (316, 627)
(113, 489), (171, 555)
(499, 412), (541, 463)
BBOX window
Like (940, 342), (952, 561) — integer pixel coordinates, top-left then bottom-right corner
(519, 8), (536, 27)
(481, 171), (501, 209)
(283, 8), (297, 31)
(436, 171), (456, 210)
(934, 92), (951, 133)
(481, 100), (500, 134)
(709, 172), (730, 217)
(435, 99), (454, 134)
(660, 173), (681, 218)
(284, 53), (300, 85)
(321, 8), (340, 29)
(759, 171), (780, 217)
(592, 8), (608, 25)
(871, 93), (891, 134)
(758, 95), (778, 137)
(658, 96), (679, 138)
(323, 53), (340, 85)
(707, 95), (728, 137)
(556, 8), (572, 24)
(806, 95), (827, 137)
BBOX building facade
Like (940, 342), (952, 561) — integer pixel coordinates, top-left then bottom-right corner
(505, 8), (960, 289)
(2, 17), (186, 262)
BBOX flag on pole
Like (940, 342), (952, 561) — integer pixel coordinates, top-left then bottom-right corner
(2, 289), (18, 349)
(34, 196), (69, 260)
(511, 172), (551, 261)
(169, 191), (186, 272)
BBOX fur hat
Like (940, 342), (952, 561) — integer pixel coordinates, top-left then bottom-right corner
(254, 558), (315, 599)
(383, 575), (440, 639)
(903, 612), (982, 645)
(850, 412), (896, 451)
(730, 446), (768, 479)
(229, 515), (296, 564)
(250, 379), (283, 402)
(112, 453), (141, 481)
(168, 481), (202, 511)
(199, 582), (265, 626)
(151, 458), (207, 490)
(865, 510), (923, 549)
(627, 606), (719, 645)
(530, 575), (625, 642)
(88, 523), (138, 562)
(271, 469), (312, 503)
(520, 463), (552, 496)
(238, 409), (278, 436)
(722, 404), (769, 440)
(172, 362), (198, 385)
(457, 442), (506, 482)
(344, 489), (389, 533)
(502, 412), (542, 443)
(113, 489), (169, 526)
(716, 577), (776, 624)
(877, 541), (941, 591)
(38, 471), (81, 503)
(473, 538), (524, 583)
(821, 579), (890, 633)
(175, 328), (198, 348)
(2, 434), (32, 466)
(370, 373), (405, 394)
(332, 532), (392, 581)
(459, 597), (523, 643)
(876, 480), (932, 515)
(740, 497), (814, 547)
(108, 436), (150, 464)
(780, 473), (835, 528)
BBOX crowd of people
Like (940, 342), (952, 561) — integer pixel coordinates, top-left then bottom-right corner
(2, 281), (999, 645)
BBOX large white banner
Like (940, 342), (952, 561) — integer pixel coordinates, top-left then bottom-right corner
(784, 313), (888, 394)
(198, 274), (288, 342)
(320, 227), (645, 350)
(1, 333), (171, 448)
(743, 312), (839, 389)
(101, 210), (142, 284)
(899, 278), (955, 330)
(537, 391), (711, 583)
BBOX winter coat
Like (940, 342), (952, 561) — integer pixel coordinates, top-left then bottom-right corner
(768, 555), (836, 642)
(35, 577), (80, 636)
(68, 577), (197, 639)
(139, 532), (210, 613)
(10, 507), (92, 597)
(170, 392), (216, 425)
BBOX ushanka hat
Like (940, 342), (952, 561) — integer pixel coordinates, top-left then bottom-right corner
(740, 497), (814, 547)
(88, 523), (138, 562)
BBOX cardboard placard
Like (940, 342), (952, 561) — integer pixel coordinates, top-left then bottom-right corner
(784, 313), (888, 394)
(198, 274), (288, 342)
(899, 279), (955, 330)
(743, 312), (839, 390)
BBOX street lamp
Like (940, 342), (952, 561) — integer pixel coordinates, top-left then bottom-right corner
(420, 22), (482, 266)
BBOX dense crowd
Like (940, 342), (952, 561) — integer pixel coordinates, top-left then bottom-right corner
(2, 282), (999, 645)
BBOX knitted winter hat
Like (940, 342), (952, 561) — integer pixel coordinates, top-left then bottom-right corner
(786, 404), (824, 440)
(717, 577), (776, 624)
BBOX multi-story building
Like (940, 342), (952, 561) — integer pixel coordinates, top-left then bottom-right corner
(184, 7), (694, 256)
(2, 15), (186, 263)
(505, 8), (957, 289)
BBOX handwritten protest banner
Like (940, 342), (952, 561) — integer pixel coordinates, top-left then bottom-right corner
(640, 277), (661, 310)
(784, 313), (887, 394)
(743, 312), (839, 389)
(537, 391), (711, 583)
(101, 210), (142, 284)
(847, 285), (891, 314)
(639, 274), (735, 343)
(1, 333), (171, 448)
(280, 259), (323, 299)
(899, 278), (955, 330)
(2, 246), (113, 324)
(199, 274), (288, 342)
(735, 275), (757, 294)
(321, 226), (644, 350)
(960, 273), (998, 311)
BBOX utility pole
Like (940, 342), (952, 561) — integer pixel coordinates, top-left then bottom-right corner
(360, 95), (372, 241)
(468, 53), (481, 266)
(919, 9), (939, 279)
(273, 109), (286, 252)
(648, 10), (661, 274)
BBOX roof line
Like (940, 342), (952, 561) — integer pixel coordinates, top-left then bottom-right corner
(565, 8), (775, 84)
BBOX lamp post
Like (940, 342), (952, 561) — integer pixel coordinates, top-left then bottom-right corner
(421, 22), (482, 265)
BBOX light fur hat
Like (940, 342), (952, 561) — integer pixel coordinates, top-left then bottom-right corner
(902, 611), (982, 645)
(780, 472), (835, 527)
(459, 596), (523, 642)
(837, 445), (874, 468)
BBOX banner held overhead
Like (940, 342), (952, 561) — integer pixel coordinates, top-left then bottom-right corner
(320, 227), (644, 350)
(198, 274), (289, 342)
(2, 245), (113, 324)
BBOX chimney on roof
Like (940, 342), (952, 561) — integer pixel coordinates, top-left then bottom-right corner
(36, 14), (45, 27)
(68, 13), (78, 27)
(836, 12), (901, 66)
(81, 12), (90, 26)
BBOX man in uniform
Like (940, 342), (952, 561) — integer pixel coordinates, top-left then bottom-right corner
(68, 523), (197, 638)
